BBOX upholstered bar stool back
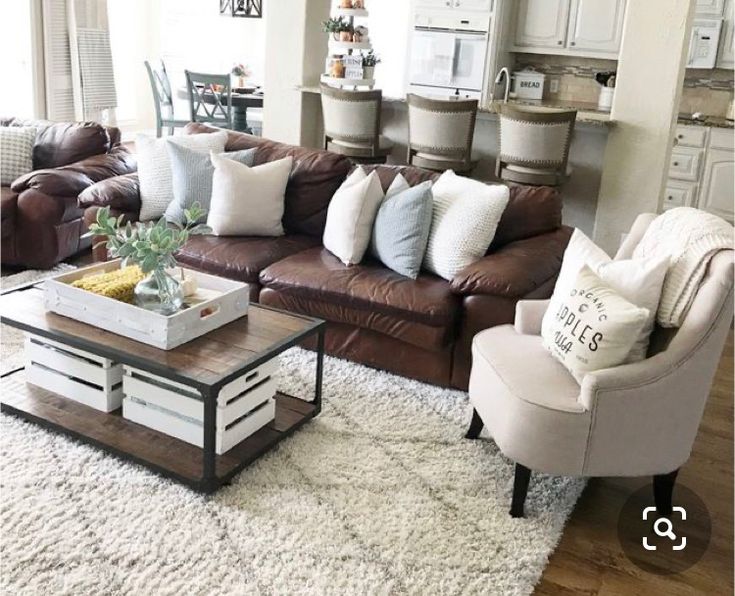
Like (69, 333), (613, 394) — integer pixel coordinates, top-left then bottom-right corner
(320, 84), (393, 164)
(496, 105), (576, 186)
(406, 94), (478, 174)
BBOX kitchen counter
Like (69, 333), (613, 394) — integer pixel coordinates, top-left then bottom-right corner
(299, 85), (614, 127)
(677, 114), (734, 129)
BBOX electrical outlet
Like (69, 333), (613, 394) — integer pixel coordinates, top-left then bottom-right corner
(549, 78), (559, 94)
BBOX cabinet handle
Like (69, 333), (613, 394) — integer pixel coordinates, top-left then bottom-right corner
(570, 41), (576, 46)
(668, 195), (674, 200)
(677, 134), (684, 139)
(557, 40), (563, 45)
(673, 161), (679, 166)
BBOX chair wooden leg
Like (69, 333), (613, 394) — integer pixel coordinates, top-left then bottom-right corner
(465, 407), (484, 439)
(653, 469), (679, 517)
(510, 464), (531, 518)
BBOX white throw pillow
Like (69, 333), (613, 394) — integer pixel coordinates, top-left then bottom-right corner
(323, 167), (384, 265)
(1, 126), (36, 185)
(136, 131), (227, 221)
(542, 265), (650, 383)
(554, 229), (669, 362)
(422, 170), (509, 280)
(207, 152), (292, 236)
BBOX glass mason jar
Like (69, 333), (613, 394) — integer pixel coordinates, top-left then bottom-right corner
(134, 268), (184, 316)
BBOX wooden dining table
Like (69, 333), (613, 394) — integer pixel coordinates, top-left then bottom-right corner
(177, 86), (264, 134)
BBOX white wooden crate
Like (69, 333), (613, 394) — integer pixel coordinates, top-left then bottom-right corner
(121, 358), (279, 454)
(43, 260), (250, 350)
(24, 334), (123, 412)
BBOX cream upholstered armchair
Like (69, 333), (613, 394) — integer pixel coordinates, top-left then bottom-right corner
(466, 213), (734, 517)
(407, 94), (478, 174)
(496, 104), (576, 186)
(320, 84), (393, 164)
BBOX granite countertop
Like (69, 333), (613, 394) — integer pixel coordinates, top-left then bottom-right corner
(677, 114), (734, 129)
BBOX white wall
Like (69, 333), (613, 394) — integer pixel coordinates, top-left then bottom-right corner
(0, 0), (35, 119)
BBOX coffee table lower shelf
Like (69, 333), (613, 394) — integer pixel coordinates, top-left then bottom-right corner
(1, 371), (318, 492)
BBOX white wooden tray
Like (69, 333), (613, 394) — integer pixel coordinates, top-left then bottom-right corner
(44, 260), (249, 350)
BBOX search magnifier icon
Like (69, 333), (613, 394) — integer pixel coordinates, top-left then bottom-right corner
(654, 517), (677, 540)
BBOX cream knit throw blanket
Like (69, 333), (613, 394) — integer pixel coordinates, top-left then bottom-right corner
(633, 207), (734, 327)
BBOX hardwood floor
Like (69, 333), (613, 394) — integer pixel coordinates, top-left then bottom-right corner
(537, 331), (734, 595)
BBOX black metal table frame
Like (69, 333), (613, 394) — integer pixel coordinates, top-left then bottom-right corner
(0, 281), (325, 494)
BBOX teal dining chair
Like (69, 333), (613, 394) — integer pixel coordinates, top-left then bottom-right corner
(144, 60), (189, 137)
(184, 71), (234, 130)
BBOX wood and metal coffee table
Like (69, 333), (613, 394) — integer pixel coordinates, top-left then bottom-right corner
(0, 283), (325, 493)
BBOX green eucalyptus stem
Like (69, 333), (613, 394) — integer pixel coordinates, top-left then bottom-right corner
(82, 203), (212, 274)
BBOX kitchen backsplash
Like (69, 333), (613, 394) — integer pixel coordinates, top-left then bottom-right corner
(680, 68), (734, 117)
(513, 54), (617, 104)
(513, 54), (734, 117)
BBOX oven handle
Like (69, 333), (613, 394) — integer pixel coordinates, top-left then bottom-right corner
(414, 26), (487, 35)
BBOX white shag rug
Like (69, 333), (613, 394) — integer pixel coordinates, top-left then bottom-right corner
(1, 268), (584, 595)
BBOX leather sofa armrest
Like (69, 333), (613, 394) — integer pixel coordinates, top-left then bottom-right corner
(10, 146), (136, 196)
(78, 172), (141, 214)
(450, 226), (573, 298)
(514, 299), (551, 335)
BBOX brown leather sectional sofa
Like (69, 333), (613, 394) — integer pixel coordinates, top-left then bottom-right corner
(80, 123), (572, 390)
(1, 118), (135, 269)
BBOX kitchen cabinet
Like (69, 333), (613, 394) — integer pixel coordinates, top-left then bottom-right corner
(695, 0), (725, 15)
(414, 0), (492, 11)
(566, 0), (627, 54)
(663, 125), (734, 223)
(511, 0), (627, 58)
(717, 0), (734, 68)
(699, 130), (735, 222)
(512, 0), (570, 50)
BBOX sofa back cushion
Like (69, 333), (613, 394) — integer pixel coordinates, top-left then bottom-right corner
(185, 123), (353, 237)
(34, 122), (112, 169)
(490, 185), (562, 250)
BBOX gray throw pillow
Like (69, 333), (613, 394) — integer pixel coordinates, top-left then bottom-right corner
(164, 143), (257, 223)
(370, 180), (434, 279)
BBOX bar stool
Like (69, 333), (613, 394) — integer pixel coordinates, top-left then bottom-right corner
(496, 104), (577, 186)
(320, 84), (393, 164)
(406, 94), (478, 174)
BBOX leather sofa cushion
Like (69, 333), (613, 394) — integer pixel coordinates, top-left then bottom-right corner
(259, 247), (459, 349)
(490, 185), (562, 250)
(185, 124), (352, 238)
(175, 234), (321, 284)
(33, 122), (112, 169)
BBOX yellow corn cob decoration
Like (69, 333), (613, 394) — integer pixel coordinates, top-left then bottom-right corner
(71, 266), (145, 303)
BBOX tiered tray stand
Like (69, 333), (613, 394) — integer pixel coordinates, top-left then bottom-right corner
(322, 5), (375, 90)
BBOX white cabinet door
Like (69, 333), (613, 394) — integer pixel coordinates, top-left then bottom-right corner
(452, 0), (493, 11)
(695, 0), (725, 15)
(567, 0), (627, 55)
(717, 0), (734, 67)
(699, 147), (735, 222)
(513, 0), (571, 50)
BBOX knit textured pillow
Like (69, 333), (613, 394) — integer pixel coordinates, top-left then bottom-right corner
(165, 143), (257, 224)
(0, 126), (35, 185)
(423, 170), (509, 280)
(136, 131), (227, 221)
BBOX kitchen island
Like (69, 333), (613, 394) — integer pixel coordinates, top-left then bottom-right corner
(300, 86), (613, 236)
